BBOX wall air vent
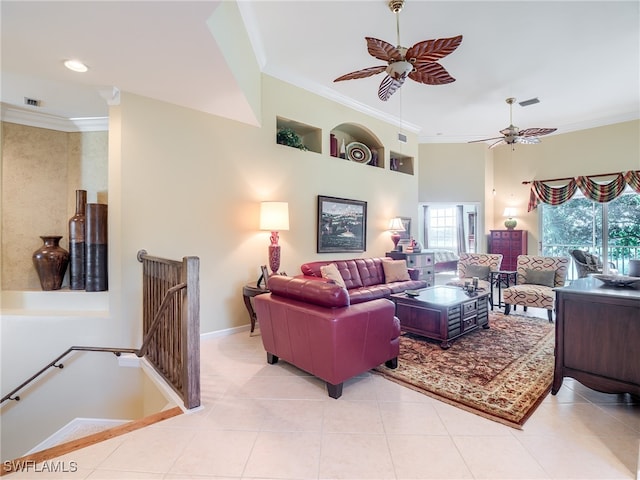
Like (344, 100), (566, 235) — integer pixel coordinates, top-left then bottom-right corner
(398, 133), (407, 143)
(518, 97), (540, 107)
(24, 97), (41, 107)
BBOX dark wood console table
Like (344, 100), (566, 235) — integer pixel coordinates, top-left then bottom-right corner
(552, 276), (640, 396)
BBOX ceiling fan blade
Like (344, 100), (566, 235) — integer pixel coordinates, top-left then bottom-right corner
(378, 74), (405, 101)
(519, 127), (557, 137)
(408, 62), (455, 85)
(334, 65), (387, 82)
(468, 137), (503, 143)
(365, 37), (403, 62)
(489, 139), (507, 149)
(405, 35), (463, 64)
(515, 136), (541, 145)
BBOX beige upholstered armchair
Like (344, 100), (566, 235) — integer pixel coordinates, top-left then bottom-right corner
(503, 255), (570, 322)
(446, 253), (503, 292)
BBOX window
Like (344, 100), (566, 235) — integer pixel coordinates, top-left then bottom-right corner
(426, 206), (457, 249)
(540, 187), (640, 277)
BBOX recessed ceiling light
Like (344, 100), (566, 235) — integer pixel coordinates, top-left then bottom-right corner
(64, 59), (88, 73)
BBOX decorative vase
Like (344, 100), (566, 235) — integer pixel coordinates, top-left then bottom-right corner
(85, 203), (108, 291)
(68, 189), (87, 290)
(32, 236), (70, 290)
(504, 218), (517, 230)
(330, 134), (338, 157)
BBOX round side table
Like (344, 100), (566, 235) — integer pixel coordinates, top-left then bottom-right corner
(242, 283), (270, 333)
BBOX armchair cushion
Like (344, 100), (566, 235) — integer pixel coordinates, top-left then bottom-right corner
(523, 269), (555, 287)
(465, 264), (490, 281)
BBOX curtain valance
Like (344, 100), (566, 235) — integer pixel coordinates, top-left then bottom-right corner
(527, 170), (640, 211)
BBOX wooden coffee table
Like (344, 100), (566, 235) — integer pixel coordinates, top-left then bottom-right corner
(390, 286), (490, 349)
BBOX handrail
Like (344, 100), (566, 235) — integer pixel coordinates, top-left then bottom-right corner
(1, 283), (185, 405)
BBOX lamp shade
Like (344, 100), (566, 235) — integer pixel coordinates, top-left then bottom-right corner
(388, 217), (406, 232)
(260, 202), (289, 231)
(503, 207), (517, 218)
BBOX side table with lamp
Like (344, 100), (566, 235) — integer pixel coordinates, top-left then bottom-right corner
(242, 202), (290, 334)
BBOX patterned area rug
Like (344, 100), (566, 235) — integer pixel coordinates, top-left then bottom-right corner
(374, 312), (555, 429)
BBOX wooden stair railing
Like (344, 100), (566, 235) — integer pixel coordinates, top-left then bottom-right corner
(1, 251), (200, 410)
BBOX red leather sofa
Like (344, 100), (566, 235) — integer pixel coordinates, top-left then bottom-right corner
(253, 276), (400, 399)
(299, 257), (427, 304)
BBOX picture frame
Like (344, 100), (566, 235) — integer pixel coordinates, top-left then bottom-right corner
(257, 265), (270, 289)
(317, 195), (367, 253)
(399, 217), (411, 240)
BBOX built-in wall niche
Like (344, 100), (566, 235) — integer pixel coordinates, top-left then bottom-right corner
(389, 151), (414, 175)
(330, 123), (384, 169)
(275, 116), (322, 153)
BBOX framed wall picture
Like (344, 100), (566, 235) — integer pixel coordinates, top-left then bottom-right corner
(317, 195), (367, 253)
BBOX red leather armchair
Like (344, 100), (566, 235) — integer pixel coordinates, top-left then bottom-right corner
(254, 276), (400, 398)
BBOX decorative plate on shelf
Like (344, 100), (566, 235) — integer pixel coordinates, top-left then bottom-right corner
(591, 274), (640, 287)
(346, 142), (372, 163)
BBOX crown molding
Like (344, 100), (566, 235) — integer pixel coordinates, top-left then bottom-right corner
(1, 104), (108, 132)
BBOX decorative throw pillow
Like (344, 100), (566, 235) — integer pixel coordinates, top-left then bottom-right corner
(524, 269), (555, 287)
(465, 264), (490, 281)
(382, 259), (411, 282)
(320, 263), (346, 288)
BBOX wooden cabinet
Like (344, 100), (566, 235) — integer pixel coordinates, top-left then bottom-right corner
(552, 277), (640, 396)
(386, 251), (434, 287)
(489, 230), (527, 271)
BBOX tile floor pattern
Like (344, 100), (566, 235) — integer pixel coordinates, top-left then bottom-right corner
(10, 308), (640, 480)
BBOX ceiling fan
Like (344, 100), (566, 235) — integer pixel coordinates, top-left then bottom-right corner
(333, 0), (462, 101)
(470, 98), (557, 149)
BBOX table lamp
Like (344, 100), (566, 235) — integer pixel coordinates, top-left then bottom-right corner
(260, 202), (289, 275)
(503, 207), (517, 230)
(388, 217), (406, 251)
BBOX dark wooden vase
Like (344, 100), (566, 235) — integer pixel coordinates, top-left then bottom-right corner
(69, 189), (87, 290)
(86, 203), (108, 292)
(32, 235), (69, 290)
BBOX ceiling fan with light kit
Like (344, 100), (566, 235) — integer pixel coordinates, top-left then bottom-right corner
(334, 0), (462, 101)
(469, 97), (557, 149)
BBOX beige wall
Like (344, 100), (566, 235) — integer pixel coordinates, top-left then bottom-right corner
(417, 121), (639, 255)
(1, 123), (108, 290)
(109, 75), (419, 340)
(492, 120), (640, 253)
(418, 143), (494, 252)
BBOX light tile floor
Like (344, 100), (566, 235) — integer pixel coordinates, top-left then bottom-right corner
(10, 308), (640, 480)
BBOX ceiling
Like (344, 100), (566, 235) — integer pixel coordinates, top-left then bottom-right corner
(2, 1), (639, 143)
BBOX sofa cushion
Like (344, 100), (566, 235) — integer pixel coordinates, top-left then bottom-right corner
(381, 259), (411, 282)
(268, 276), (349, 308)
(300, 260), (364, 289)
(523, 269), (555, 287)
(320, 263), (346, 288)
